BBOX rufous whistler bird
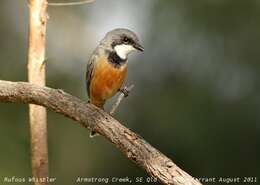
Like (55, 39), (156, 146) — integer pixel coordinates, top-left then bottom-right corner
(86, 28), (144, 109)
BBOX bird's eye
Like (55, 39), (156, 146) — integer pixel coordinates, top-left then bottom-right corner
(123, 37), (129, 43)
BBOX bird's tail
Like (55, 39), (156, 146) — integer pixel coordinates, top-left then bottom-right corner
(90, 131), (99, 137)
(88, 99), (105, 137)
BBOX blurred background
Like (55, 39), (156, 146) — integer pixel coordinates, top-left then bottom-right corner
(0, 0), (259, 184)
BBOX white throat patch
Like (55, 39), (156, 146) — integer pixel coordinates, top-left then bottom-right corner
(114, 44), (135, 60)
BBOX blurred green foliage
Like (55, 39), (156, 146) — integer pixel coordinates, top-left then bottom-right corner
(0, 0), (259, 184)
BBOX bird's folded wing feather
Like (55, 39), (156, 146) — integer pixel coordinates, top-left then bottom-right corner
(86, 54), (96, 97)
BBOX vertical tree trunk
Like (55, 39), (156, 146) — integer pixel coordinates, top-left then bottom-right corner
(27, 0), (48, 184)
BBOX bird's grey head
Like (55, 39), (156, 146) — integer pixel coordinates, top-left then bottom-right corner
(100, 28), (144, 60)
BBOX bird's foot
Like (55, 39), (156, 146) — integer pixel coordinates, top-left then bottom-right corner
(119, 87), (129, 97)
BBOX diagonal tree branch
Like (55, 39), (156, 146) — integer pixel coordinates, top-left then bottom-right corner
(0, 80), (202, 185)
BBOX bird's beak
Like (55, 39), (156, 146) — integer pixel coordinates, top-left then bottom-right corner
(134, 42), (144, 52)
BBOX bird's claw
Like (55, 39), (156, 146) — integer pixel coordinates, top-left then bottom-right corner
(119, 87), (129, 97)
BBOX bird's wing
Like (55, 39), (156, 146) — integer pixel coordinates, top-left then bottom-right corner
(86, 53), (96, 97)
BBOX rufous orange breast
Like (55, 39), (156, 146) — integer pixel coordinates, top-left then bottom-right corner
(89, 57), (127, 108)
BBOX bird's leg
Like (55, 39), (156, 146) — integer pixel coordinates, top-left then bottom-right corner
(110, 85), (134, 115)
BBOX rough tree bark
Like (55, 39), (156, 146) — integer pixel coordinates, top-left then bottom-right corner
(27, 0), (48, 184)
(0, 80), (202, 185)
